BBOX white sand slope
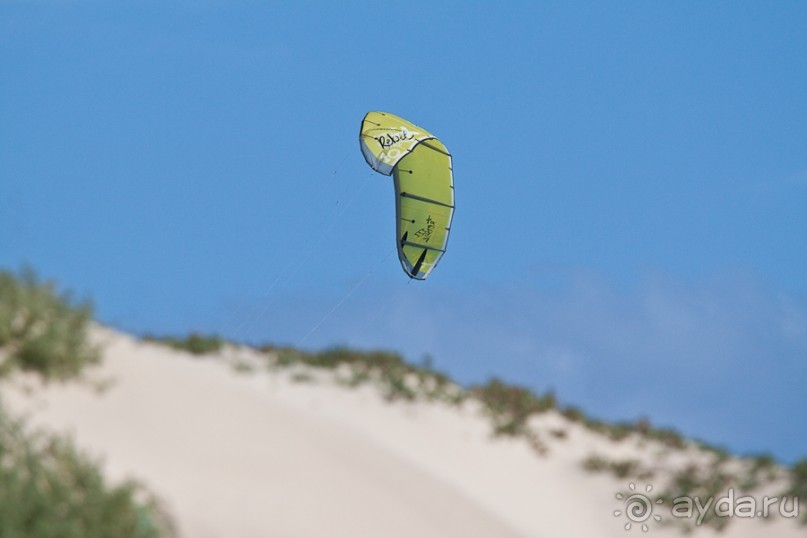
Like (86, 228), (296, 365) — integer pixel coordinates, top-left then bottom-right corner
(1, 327), (802, 538)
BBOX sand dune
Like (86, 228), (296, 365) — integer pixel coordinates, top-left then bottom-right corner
(1, 327), (802, 537)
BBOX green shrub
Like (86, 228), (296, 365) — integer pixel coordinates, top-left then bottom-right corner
(550, 428), (568, 440)
(786, 458), (807, 501)
(309, 347), (420, 401)
(142, 332), (224, 356)
(606, 421), (633, 442)
(0, 407), (174, 538)
(316, 347), (418, 378)
(381, 367), (417, 402)
(645, 427), (686, 450)
(263, 344), (458, 403)
(582, 417), (610, 436)
(750, 453), (776, 472)
(577, 413), (688, 450)
(694, 439), (731, 461)
(0, 267), (99, 380)
(790, 459), (807, 523)
(291, 371), (315, 383)
(611, 459), (640, 478)
(737, 452), (778, 490)
(561, 406), (585, 423)
(658, 464), (733, 532)
(469, 378), (556, 436)
(335, 364), (371, 388)
(582, 455), (610, 473)
(580, 455), (641, 479)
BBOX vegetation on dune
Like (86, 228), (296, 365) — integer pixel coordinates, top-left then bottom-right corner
(583, 449), (804, 531)
(582, 455), (649, 480)
(737, 452), (778, 491)
(143, 330), (807, 516)
(4, 267), (801, 532)
(0, 268), (174, 535)
(0, 406), (175, 538)
(786, 458), (807, 522)
(0, 267), (99, 380)
(138, 336), (459, 402)
(262, 345), (457, 403)
(141, 332), (224, 356)
(561, 409), (688, 448)
(469, 378), (555, 436)
(787, 458), (807, 498)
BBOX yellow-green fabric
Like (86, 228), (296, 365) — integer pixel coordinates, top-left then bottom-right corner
(359, 112), (454, 280)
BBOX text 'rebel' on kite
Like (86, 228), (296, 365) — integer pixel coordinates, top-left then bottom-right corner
(359, 112), (455, 280)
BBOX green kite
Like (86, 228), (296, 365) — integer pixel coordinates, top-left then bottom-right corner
(359, 111), (455, 280)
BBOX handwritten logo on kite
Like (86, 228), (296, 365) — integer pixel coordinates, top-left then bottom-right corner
(414, 215), (435, 243)
(374, 127), (416, 149)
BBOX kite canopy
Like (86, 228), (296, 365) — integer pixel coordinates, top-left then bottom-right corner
(359, 112), (454, 280)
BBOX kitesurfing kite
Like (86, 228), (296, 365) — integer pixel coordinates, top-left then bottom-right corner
(359, 112), (455, 280)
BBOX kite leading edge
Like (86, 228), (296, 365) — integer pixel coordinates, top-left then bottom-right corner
(359, 111), (455, 280)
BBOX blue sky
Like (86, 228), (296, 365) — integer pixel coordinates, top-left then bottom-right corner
(2, 2), (806, 462)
